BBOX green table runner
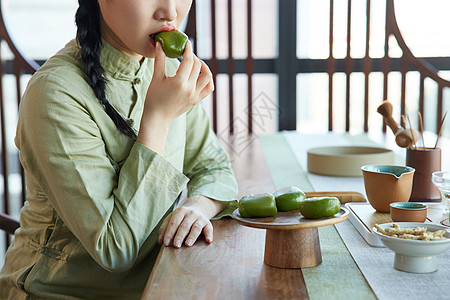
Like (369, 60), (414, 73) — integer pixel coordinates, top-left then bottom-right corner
(259, 133), (376, 300)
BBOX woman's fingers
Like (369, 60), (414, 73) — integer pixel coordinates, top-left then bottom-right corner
(157, 213), (171, 244)
(202, 222), (214, 244)
(153, 42), (166, 79)
(173, 214), (206, 248)
(188, 57), (202, 84)
(196, 60), (213, 91)
(171, 210), (197, 248)
(199, 80), (215, 100)
(159, 210), (185, 246)
(158, 207), (213, 248)
(197, 61), (214, 99)
(183, 220), (213, 247)
(175, 41), (194, 80)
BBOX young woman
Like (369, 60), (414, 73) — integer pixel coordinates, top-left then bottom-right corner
(0, 0), (237, 298)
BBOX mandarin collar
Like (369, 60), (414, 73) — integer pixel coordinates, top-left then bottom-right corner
(99, 38), (149, 82)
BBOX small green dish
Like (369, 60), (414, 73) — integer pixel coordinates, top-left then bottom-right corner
(390, 202), (428, 223)
(390, 202), (427, 209)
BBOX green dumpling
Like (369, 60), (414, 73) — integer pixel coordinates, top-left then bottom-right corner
(273, 186), (306, 211)
(299, 197), (341, 219)
(154, 30), (188, 59)
(238, 193), (277, 218)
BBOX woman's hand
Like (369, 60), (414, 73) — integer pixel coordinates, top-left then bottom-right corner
(158, 195), (226, 248)
(144, 40), (213, 125)
(137, 40), (214, 155)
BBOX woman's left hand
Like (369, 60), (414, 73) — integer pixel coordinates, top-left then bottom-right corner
(157, 195), (225, 248)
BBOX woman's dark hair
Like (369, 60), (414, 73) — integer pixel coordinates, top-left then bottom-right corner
(75, 0), (137, 140)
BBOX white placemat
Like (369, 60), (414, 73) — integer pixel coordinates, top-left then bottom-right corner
(283, 131), (450, 300)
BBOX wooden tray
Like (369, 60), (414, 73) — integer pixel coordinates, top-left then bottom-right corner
(232, 191), (365, 269)
(346, 202), (447, 247)
(233, 207), (349, 230)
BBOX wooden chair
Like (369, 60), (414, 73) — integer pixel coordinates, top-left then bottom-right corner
(0, 213), (19, 236)
(0, 4), (38, 247)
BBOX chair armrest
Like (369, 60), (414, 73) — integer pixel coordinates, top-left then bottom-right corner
(0, 212), (20, 235)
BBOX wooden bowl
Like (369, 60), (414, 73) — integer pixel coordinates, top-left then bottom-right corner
(390, 202), (428, 223)
(307, 146), (395, 177)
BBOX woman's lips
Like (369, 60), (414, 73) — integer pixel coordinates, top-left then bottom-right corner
(149, 25), (176, 47)
(154, 25), (176, 35)
(149, 36), (156, 47)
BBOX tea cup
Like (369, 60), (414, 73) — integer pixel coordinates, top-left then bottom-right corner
(390, 202), (427, 223)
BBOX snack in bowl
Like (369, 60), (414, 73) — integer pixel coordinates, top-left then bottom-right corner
(373, 222), (450, 273)
(299, 196), (341, 219)
(374, 223), (446, 241)
(152, 30), (188, 58)
(238, 193), (277, 218)
(273, 186), (306, 211)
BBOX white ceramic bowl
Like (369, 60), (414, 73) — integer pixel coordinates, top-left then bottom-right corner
(373, 222), (450, 273)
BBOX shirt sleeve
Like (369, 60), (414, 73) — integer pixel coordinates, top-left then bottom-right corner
(183, 104), (238, 202)
(16, 73), (189, 272)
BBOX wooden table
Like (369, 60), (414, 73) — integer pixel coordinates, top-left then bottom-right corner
(141, 136), (309, 299)
(141, 132), (450, 299)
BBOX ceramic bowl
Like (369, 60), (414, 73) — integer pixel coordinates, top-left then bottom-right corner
(373, 222), (450, 273)
(307, 146), (395, 177)
(390, 202), (427, 223)
(361, 165), (415, 213)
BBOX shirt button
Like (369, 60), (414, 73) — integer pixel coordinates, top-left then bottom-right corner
(134, 78), (142, 85)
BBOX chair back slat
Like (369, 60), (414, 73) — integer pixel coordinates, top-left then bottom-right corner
(419, 74), (425, 119)
(227, 0), (234, 134)
(328, 0), (335, 131)
(363, 0), (371, 133)
(0, 59), (11, 246)
(0, 5), (38, 248)
(344, 0), (352, 132)
(246, 0), (253, 134)
(437, 86), (444, 131)
(210, 0), (219, 132)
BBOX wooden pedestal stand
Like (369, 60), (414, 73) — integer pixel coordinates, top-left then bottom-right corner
(233, 206), (349, 269)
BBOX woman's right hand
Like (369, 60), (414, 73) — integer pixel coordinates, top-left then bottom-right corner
(145, 41), (213, 123)
(137, 40), (214, 154)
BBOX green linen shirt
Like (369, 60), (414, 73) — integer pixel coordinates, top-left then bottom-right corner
(0, 39), (238, 299)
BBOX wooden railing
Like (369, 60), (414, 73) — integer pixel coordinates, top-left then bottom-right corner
(185, 0), (450, 134)
(384, 0), (450, 132)
(0, 0), (449, 250)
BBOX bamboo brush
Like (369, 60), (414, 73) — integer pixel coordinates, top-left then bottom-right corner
(434, 112), (447, 149)
(418, 112), (425, 149)
(401, 115), (407, 129)
(407, 115), (417, 149)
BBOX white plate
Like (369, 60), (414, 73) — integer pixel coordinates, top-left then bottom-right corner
(373, 222), (450, 273)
